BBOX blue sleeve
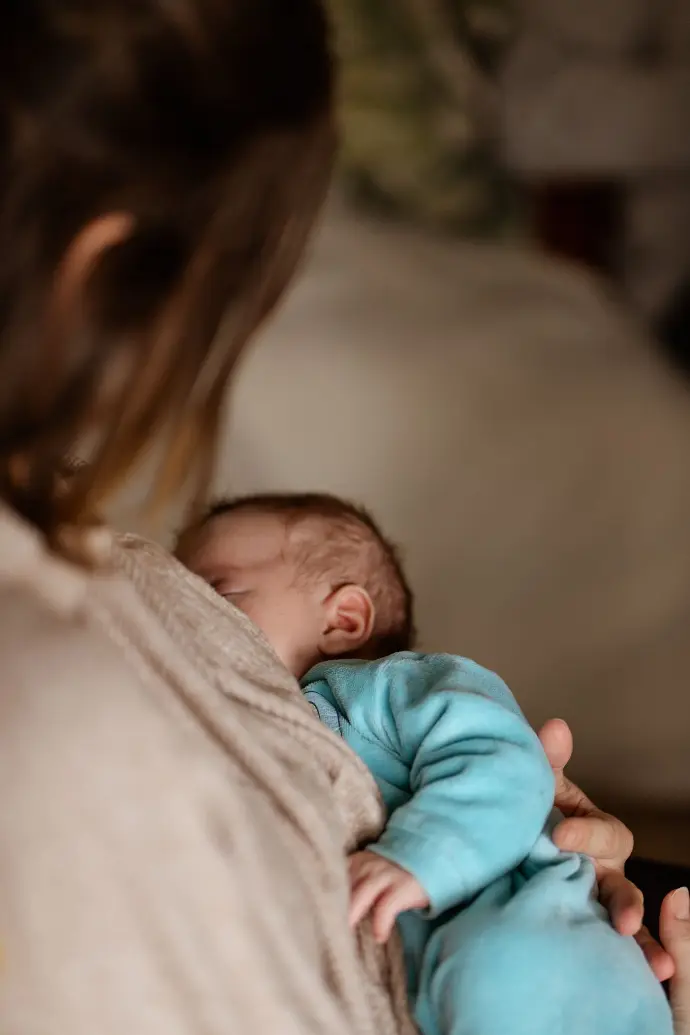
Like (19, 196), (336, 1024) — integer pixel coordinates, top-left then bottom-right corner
(330, 654), (554, 916)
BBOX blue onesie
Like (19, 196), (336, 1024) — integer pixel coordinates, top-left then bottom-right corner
(302, 652), (672, 1035)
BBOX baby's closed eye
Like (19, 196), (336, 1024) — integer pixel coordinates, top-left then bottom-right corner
(209, 579), (252, 600)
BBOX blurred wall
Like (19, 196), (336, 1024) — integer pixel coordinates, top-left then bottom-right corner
(213, 202), (690, 810)
(502, 0), (690, 317)
(331, 0), (690, 318)
(109, 200), (690, 819)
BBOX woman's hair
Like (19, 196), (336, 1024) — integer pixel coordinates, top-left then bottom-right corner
(0, 0), (334, 552)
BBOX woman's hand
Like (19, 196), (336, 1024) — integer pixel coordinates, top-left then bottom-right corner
(660, 888), (690, 1033)
(539, 718), (674, 982)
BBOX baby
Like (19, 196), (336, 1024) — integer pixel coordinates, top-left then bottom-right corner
(177, 493), (672, 1035)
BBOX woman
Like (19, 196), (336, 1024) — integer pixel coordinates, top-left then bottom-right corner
(0, 2), (671, 1032)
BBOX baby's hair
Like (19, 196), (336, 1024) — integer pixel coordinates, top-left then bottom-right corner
(182, 492), (416, 657)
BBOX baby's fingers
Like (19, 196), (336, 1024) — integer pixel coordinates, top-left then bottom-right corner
(349, 872), (393, 929)
(371, 884), (428, 944)
(371, 887), (407, 943)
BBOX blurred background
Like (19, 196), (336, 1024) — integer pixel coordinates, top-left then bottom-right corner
(113, 0), (690, 866)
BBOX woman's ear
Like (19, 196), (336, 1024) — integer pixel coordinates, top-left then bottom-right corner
(40, 212), (135, 406)
(52, 213), (134, 320)
(319, 584), (375, 659)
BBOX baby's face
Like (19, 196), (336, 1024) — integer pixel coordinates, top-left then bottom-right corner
(182, 510), (326, 678)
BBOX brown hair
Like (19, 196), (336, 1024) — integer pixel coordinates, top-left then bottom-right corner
(0, 1), (334, 553)
(181, 492), (417, 657)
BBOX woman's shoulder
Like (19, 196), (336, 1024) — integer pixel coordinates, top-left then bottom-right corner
(0, 506), (141, 709)
(0, 516), (252, 766)
(0, 505), (110, 681)
(0, 509), (311, 755)
(0, 572), (157, 779)
(112, 531), (298, 696)
(0, 578), (131, 707)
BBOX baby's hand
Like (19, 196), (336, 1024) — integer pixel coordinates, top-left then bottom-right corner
(348, 850), (430, 943)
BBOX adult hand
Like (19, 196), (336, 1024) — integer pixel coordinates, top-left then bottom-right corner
(539, 718), (674, 982)
(660, 888), (690, 1034)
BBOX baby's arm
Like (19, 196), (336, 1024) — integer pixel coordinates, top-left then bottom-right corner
(346, 654), (554, 930)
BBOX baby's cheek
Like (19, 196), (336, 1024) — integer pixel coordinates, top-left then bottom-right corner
(245, 604), (280, 643)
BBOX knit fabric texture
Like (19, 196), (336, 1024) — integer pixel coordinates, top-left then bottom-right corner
(0, 506), (417, 1035)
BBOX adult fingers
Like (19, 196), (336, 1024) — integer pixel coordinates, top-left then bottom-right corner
(553, 812), (633, 870)
(538, 719), (598, 815)
(598, 868), (644, 937)
(538, 718), (574, 779)
(635, 924), (676, 984)
(660, 889), (690, 1033)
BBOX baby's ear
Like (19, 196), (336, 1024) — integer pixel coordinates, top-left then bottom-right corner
(319, 584), (375, 659)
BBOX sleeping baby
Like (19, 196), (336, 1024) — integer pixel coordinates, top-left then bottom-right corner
(176, 492), (672, 1035)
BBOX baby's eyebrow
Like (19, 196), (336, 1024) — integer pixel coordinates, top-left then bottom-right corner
(205, 565), (245, 581)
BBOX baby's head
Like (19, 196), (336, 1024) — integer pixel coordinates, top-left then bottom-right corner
(176, 493), (415, 678)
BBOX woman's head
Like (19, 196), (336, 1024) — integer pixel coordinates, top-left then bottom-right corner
(0, 0), (334, 546)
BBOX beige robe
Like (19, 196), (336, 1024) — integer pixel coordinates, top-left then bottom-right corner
(0, 505), (415, 1035)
